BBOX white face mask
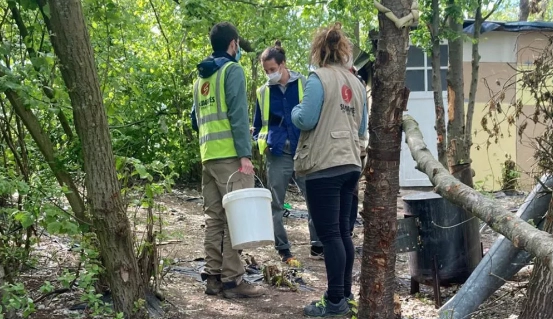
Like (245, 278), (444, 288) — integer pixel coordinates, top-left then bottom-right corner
(267, 66), (282, 85)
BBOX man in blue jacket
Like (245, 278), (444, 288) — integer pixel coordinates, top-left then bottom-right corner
(253, 41), (323, 263)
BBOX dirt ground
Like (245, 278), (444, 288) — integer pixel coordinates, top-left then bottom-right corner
(24, 182), (531, 319)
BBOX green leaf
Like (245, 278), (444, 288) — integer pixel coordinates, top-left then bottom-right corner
(16, 180), (30, 195)
(42, 3), (51, 19)
(62, 220), (79, 235)
(0, 77), (22, 91)
(0, 42), (12, 55)
(19, 0), (38, 10)
(145, 184), (154, 199)
(115, 156), (127, 171)
(134, 164), (151, 180)
(47, 221), (62, 234)
(39, 282), (54, 294)
(129, 83), (141, 97)
(14, 211), (34, 228)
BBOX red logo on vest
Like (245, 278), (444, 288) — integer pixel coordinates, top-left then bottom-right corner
(341, 85), (352, 103)
(201, 82), (210, 96)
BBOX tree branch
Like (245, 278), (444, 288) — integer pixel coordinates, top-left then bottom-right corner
(148, 0), (178, 96)
(465, 0), (482, 148)
(535, 176), (553, 194)
(9, 2), (74, 140)
(0, 99), (26, 177)
(0, 71), (90, 227)
(428, 0), (447, 168)
(483, 0), (504, 21)
(109, 110), (177, 129)
(519, 0), (530, 21)
(0, 6), (10, 29)
(403, 114), (553, 273)
(33, 288), (71, 303)
(221, 0), (327, 8)
(466, 0), (504, 147)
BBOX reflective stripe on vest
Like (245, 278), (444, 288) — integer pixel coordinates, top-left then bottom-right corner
(256, 76), (305, 154)
(194, 62), (237, 162)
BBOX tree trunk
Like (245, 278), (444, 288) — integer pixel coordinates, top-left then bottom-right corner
(353, 18), (361, 59)
(429, 0), (447, 168)
(446, 0), (473, 188)
(249, 56), (267, 185)
(45, 0), (147, 317)
(519, 198), (553, 319)
(465, 1), (483, 160)
(358, 0), (411, 317)
(403, 114), (553, 273)
(519, 0), (530, 20)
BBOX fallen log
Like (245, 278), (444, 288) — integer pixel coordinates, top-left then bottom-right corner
(402, 114), (553, 273)
(438, 174), (553, 319)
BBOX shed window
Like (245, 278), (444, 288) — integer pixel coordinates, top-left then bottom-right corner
(406, 45), (448, 92)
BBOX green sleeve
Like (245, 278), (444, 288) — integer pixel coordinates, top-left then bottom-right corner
(225, 63), (252, 158)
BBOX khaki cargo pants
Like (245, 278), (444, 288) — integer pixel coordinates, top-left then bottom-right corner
(201, 158), (254, 284)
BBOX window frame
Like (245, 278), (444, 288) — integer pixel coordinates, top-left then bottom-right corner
(406, 44), (449, 99)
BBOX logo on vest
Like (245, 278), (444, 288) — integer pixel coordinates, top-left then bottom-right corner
(201, 82), (210, 96)
(341, 85), (352, 103)
(340, 85), (355, 116)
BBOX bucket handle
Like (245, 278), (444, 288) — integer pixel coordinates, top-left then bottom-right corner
(226, 169), (265, 194)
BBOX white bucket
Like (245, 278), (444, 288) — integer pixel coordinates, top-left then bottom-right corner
(222, 187), (275, 250)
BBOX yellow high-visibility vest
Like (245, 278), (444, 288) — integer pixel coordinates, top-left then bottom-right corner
(194, 62), (239, 162)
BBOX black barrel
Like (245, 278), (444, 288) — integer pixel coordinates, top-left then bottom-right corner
(403, 192), (482, 286)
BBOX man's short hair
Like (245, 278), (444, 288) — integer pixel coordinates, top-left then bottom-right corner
(210, 22), (239, 52)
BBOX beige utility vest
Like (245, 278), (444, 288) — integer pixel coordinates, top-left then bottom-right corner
(294, 65), (366, 176)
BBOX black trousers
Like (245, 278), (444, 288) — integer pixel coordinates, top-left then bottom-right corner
(305, 170), (361, 303)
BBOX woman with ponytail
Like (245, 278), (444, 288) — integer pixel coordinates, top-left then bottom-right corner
(292, 23), (368, 317)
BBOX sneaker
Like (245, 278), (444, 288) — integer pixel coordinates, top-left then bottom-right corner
(345, 292), (356, 304)
(204, 275), (222, 295)
(310, 292), (354, 306)
(278, 249), (295, 263)
(310, 246), (324, 260)
(222, 281), (267, 298)
(346, 293), (358, 316)
(304, 296), (350, 317)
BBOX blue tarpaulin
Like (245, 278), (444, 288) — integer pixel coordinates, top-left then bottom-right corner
(463, 20), (553, 34)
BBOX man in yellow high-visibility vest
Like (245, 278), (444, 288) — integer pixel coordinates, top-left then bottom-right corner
(252, 41), (323, 264)
(191, 22), (266, 299)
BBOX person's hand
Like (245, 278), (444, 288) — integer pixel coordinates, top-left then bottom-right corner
(239, 157), (255, 175)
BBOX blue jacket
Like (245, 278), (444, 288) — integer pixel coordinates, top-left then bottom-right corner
(252, 72), (305, 156)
